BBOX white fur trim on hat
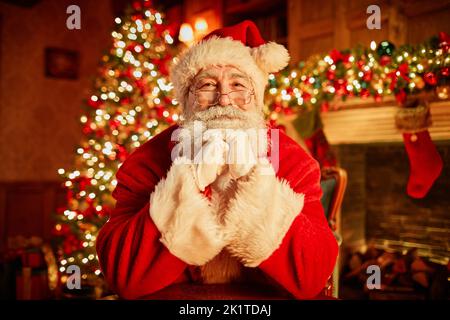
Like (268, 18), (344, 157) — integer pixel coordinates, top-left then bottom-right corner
(170, 36), (290, 114)
(251, 42), (290, 74)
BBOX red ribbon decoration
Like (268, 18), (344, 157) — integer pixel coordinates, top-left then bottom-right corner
(387, 63), (410, 90)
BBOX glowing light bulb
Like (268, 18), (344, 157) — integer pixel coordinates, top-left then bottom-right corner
(179, 23), (194, 44)
(194, 18), (208, 34)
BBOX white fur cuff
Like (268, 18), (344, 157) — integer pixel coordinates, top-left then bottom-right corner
(149, 157), (227, 266)
(224, 159), (305, 267)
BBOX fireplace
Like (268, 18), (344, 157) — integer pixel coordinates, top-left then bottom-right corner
(319, 99), (450, 299)
(335, 142), (450, 264)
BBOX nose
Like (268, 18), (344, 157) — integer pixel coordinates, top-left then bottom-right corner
(218, 89), (231, 107)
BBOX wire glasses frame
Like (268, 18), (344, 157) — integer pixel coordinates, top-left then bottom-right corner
(189, 88), (255, 108)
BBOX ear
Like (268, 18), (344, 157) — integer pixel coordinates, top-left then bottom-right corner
(251, 42), (290, 74)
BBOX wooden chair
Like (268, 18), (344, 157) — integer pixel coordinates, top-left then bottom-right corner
(320, 167), (348, 298)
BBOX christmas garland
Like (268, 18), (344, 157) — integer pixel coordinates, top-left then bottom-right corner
(265, 32), (449, 120)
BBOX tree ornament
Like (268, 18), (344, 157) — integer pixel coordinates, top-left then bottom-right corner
(326, 69), (335, 80)
(438, 31), (449, 53)
(363, 70), (373, 82)
(423, 72), (437, 86)
(377, 40), (395, 57)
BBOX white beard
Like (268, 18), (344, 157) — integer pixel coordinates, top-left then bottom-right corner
(179, 105), (268, 159)
(177, 106), (270, 284)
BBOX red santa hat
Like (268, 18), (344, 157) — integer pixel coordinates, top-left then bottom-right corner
(170, 20), (290, 113)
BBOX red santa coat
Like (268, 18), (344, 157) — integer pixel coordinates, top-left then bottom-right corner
(96, 124), (338, 299)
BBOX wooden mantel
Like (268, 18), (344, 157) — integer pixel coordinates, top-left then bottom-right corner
(321, 98), (450, 145)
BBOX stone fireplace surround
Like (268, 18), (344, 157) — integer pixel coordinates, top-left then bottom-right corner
(322, 98), (450, 266)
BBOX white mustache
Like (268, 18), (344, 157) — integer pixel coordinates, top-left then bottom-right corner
(191, 105), (249, 122)
(183, 105), (265, 130)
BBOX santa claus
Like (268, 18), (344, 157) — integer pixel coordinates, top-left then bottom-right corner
(96, 20), (338, 299)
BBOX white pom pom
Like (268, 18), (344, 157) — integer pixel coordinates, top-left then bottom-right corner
(251, 42), (290, 73)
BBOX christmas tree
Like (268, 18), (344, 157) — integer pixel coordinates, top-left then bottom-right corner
(52, 0), (179, 289)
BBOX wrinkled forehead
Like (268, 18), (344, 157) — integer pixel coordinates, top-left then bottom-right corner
(193, 65), (251, 83)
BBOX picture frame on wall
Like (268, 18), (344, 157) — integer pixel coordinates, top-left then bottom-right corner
(44, 47), (79, 79)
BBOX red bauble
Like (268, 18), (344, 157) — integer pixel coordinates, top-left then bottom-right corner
(153, 55), (171, 76)
(301, 92), (311, 101)
(360, 88), (370, 98)
(109, 119), (120, 130)
(132, 1), (142, 10)
(117, 145), (129, 162)
(95, 128), (105, 138)
(120, 97), (132, 105)
(82, 122), (93, 135)
(398, 63), (409, 75)
(155, 106), (165, 118)
(374, 93), (383, 102)
(440, 67), (449, 78)
(438, 31), (449, 53)
(357, 60), (365, 69)
(380, 55), (392, 66)
(273, 102), (282, 113)
(163, 96), (173, 105)
(63, 235), (81, 255)
(121, 67), (133, 78)
(329, 49), (343, 63)
(283, 107), (294, 116)
(326, 69), (335, 80)
(424, 72), (437, 86)
(334, 79), (348, 96)
(329, 48), (350, 64)
(363, 70), (373, 82)
(79, 177), (91, 191)
(88, 98), (102, 109)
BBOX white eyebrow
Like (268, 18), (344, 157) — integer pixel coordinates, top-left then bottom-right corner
(229, 72), (248, 80)
(195, 71), (218, 81)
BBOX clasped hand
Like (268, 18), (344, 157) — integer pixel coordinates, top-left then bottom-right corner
(191, 129), (258, 191)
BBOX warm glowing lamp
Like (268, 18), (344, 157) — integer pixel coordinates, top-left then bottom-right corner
(194, 18), (208, 35)
(179, 23), (194, 45)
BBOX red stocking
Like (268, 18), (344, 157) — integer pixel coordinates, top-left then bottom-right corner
(402, 131), (443, 199)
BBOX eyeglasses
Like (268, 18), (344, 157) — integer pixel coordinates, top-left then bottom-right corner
(189, 88), (254, 107)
